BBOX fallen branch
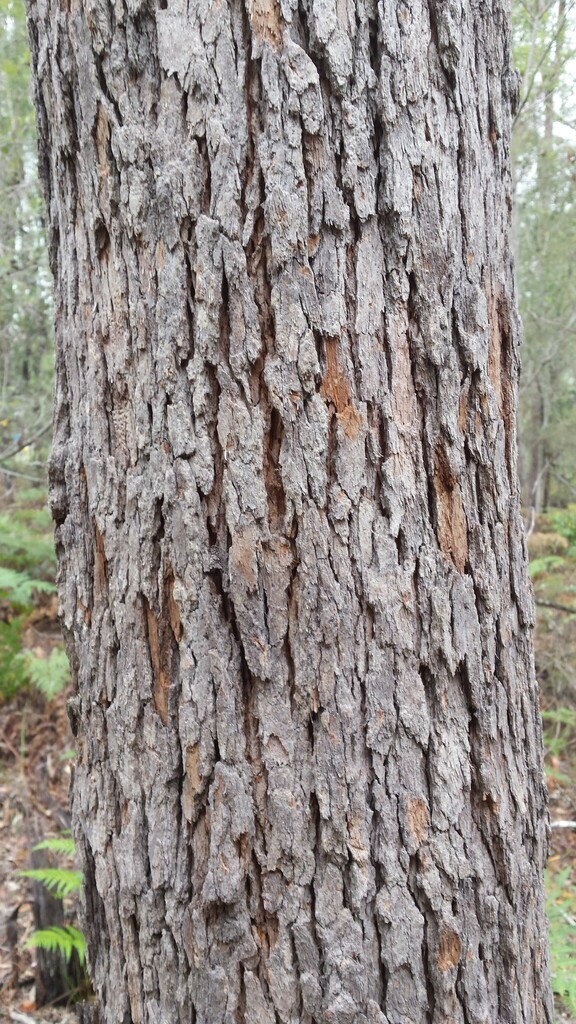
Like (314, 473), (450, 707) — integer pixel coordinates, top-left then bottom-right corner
(535, 599), (576, 615)
(0, 466), (45, 484)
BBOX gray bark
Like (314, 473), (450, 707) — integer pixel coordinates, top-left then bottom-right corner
(26, 0), (552, 1022)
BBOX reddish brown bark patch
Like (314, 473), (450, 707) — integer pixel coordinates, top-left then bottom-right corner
(144, 599), (169, 726)
(458, 384), (469, 433)
(487, 288), (513, 443)
(406, 798), (430, 847)
(488, 292), (503, 418)
(230, 530), (259, 591)
(182, 744), (204, 822)
(321, 338), (361, 438)
(94, 103), (109, 180)
(165, 565), (183, 641)
(263, 406), (286, 531)
(247, 0), (283, 49)
(434, 448), (468, 573)
(437, 927), (462, 972)
(94, 522), (107, 598)
(487, 284), (516, 478)
(143, 569), (181, 726)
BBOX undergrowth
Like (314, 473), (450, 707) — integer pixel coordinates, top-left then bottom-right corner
(0, 565), (55, 606)
(0, 615), (30, 701)
(20, 837), (87, 978)
(0, 489), (69, 703)
(0, 508), (56, 578)
(0, 487), (86, 994)
(546, 866), (576, 1015)
(542, 704), (576, 1017)
(529, 555), (566, 581)
(548, 506), (576, 553)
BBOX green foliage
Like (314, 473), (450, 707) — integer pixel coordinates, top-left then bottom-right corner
(546, 867), (576, 1015)
(528, 555), (566, 580)
(542, 708), (576, 1014)
(547, 506), (576, 549)
(542, 706), (576, 781)
(20, 866), (84, 899)
(11, 505), (52, 529)
(23, 925), (86, 966)
(0, 619), (68, 706)
(15, 646), (70, 699)
(0, 565), (55, 606)
(33, 835), (76, 858)
(0, 489), (62, 702)
(542, 706), (576, 729)
(0, 615), (28, 700)
(20, 837), (87, 973)
(0, 509), (56, 579)
(14, 486), (49, 505)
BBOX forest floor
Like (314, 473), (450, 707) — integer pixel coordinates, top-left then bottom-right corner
(0, 675), (81, 1021)
(1, 494), (576, 1021)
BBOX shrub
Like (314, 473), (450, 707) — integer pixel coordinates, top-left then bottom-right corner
(0, 616), (29, 701)
(527, 532), (569, 559)
(0, 511), (56, 579)
(548, 505), (576, 548)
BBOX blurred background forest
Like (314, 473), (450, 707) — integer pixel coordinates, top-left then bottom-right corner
(1, 0), (576, 1018)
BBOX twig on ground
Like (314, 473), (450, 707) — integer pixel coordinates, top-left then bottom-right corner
(536, 599), (576, 615)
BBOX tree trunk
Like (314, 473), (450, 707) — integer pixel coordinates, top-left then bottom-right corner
(26, 0), (551, 1021)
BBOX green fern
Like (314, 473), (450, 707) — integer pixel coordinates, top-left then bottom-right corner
(33, 836), (76, 858)
(0, 616), (29, 701)
(15, 646), (70, 699)
(546, 866), (576, 1015)
(19, 867), (83, 899)
(0, 565), (55, 606)
(23, 925), (86, 965)
(19, 835), (87, 977)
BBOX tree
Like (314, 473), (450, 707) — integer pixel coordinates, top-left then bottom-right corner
(0, 0), (53, 488)
(512, 0), (576, 511)
(25, 0), (552, 1021)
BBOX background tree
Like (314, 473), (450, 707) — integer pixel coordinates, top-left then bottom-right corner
(0, 0), (53, 491)
(513, 0), (576, 511)
(25, 1), (552, 1022)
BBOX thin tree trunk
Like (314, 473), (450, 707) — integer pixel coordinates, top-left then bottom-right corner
(28, 819), (85, 1007)
(26, 0), (551, 1022)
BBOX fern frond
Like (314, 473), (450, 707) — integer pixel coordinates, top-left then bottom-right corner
(15, 646), (70, 699)
(23, 925), (86, 964)
(0, 565), (55, 605)
(32, 836), (76, 857)
(19, 867), (83, 898)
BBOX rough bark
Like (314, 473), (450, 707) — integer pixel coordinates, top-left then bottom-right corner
(26, 0), (551, 1021)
